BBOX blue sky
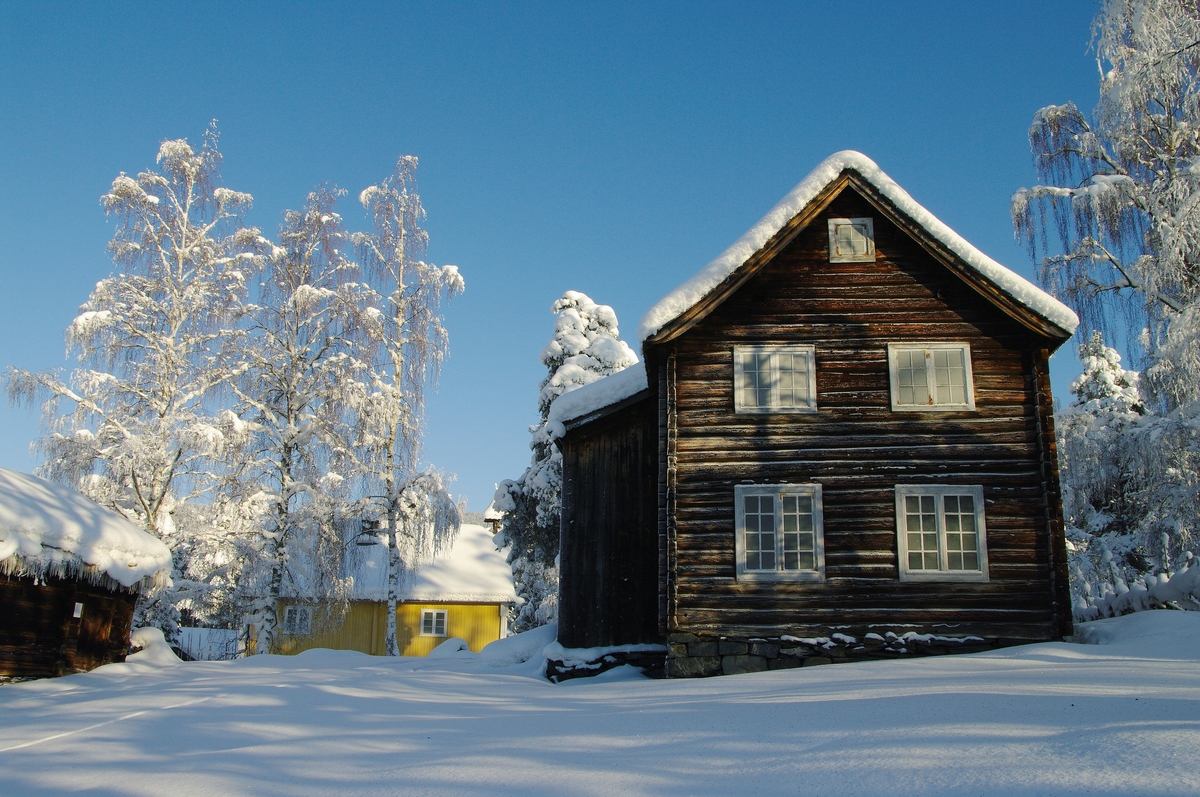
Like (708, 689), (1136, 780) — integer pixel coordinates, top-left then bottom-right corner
(0, 1), (1101, 511)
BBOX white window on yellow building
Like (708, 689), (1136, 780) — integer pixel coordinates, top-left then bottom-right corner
(421, 609), (447, 637)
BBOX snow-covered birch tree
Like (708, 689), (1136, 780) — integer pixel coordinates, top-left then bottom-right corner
(355, 156), (465, 656)
(230, 185), (378, 652)
(1013, 0), (1200, 614)
(5, 124), (265, 639)
(493, 291), (637, 632)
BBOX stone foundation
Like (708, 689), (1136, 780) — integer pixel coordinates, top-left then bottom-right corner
(546, 649), (667, 682)
(666, 631), (1004, 678)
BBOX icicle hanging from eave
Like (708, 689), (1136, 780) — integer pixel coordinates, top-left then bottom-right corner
(0, 551), (166, 594)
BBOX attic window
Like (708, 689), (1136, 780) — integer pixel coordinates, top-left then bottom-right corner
(828, 218), (875, 263)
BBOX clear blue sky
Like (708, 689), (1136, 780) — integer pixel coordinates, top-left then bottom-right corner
(0, 1), (1101, 511)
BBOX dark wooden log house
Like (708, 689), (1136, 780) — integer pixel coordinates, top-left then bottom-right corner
(552, 152), (1079, 678)
(0, 468), (171, 679)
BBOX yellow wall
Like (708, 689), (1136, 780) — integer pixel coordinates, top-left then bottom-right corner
(272, 600), (505, 657)
(395, 602), (503, 656)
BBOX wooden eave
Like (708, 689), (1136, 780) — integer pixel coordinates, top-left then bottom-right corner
(644, 170), (1074, 350)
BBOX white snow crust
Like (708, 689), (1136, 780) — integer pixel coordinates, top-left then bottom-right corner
(548, 361), (648, 425)
(0, 468), (171, 588)
(637, 150), (1080, 343)
(1, 611), (1197, 795)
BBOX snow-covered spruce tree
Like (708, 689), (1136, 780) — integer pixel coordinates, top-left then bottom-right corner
(493, 291), (638, 632)
(5, 124), (265, 641)
(1013, 0), (1200, 614)
(229, 185), (377, 653)
(355, 156), (465, 656)
(1056, 332), (1146, 613)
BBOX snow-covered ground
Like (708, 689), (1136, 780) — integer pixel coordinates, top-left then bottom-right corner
(2, 613), (1198, 796)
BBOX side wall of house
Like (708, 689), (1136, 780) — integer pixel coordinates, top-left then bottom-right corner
(558, 397), (660, 648)
(660, 187), (1069, 642)
(1, 573), (136, 678)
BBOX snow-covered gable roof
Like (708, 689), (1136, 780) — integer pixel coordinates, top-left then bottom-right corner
(0, 468), (172, 590)
(402, 523), (517, 603)
(637, 150), (1080, 343)
(548, 361), (649, 426)
(343, 523), (517, 604)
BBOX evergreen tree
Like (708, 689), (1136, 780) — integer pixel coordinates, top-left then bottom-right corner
(494, 291), (637, 632)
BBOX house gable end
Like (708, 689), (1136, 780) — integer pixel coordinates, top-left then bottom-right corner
(643, 162), (1075, 350)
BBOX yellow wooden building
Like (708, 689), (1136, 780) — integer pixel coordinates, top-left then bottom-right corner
(273, 523), (516, 657)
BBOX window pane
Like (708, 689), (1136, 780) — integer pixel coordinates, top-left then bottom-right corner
(776, 352), (810, 409)
(744, 494), (775, 571)
(779, 492), (816, 571)
(933, 349), (968, 405)
(895, 349), (929, 406)
(943, 494), (980, 571)
(904, 495), (940, 571)
(422, 612), (433, 634)
(434, 612), (446, 636)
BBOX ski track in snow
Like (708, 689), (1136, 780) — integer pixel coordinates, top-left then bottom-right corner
(0, 612), (1198, 796)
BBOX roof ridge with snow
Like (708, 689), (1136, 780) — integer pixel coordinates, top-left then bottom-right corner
(636, 150), (1079, 343)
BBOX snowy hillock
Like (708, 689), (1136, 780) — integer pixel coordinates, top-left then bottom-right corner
(0, 467), (171, 590)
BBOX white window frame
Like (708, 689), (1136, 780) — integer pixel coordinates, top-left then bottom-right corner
(733, 345), (818, 414)
(282, 605), (313, 636)
(734, 483), (825, 582)
(827, 217), (876, 263)
(887, 342), (976, 411)
(894, 485), (989, 583)
(420, 609), (448, 637)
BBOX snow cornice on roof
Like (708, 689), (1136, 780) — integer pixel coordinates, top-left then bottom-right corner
(0, 468), (172, 591)
(636, 150), (1080, 344)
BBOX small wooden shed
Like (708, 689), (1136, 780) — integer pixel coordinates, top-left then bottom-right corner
(0, 468), (172, 679)
(553, 151), (1079, 677)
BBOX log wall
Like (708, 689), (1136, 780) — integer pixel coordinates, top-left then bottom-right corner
(0, 573), (136, 678)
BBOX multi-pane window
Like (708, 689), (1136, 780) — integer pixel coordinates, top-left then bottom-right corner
(734, 484), (824, 581)
(421, 609), (447, 637)
(733, 345), (817, 413)
(895, 485), (988, 582)
(887, 343), (975, 411)
(282, 605), (312, 636)
(827, 218), (876, 263)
